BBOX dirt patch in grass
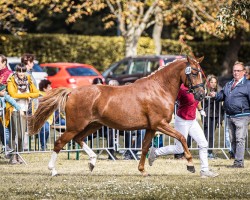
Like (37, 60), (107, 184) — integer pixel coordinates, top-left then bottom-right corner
(0, 152), (250, 199)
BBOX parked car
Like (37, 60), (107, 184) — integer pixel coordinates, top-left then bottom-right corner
(102, 55), (185, 85)
(7, 57), (48, 88)
(40, 62), (105, 88)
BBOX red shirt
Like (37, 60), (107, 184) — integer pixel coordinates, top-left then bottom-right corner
(176, 84), (198, 120)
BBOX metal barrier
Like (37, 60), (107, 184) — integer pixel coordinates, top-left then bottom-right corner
(0, 97), (249, 162)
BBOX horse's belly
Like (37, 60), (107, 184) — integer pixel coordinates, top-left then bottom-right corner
(100, 111), (147, 130)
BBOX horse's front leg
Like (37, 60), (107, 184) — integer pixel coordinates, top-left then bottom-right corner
(138, 130), (156, 177)
(157, 122), (195, 173)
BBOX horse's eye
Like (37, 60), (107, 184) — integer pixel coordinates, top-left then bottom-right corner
(191, 72), (198, 77)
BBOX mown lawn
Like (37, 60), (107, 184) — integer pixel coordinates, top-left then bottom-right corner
(0, 152), (250, 199)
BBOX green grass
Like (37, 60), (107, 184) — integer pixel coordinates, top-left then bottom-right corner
(0, 152), (250, 199)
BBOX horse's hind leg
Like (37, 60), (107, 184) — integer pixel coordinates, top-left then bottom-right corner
(73, 138), (97, 172)
(138, 130), (155, 177)
(73, 124), (102, 172)
(48, 131), (77, 176)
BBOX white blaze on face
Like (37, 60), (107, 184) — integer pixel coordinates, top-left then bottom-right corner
(199, 68), (203, 83)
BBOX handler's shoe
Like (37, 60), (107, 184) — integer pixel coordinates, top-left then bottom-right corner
(16, 155), (23, 164)
(148, 147), (157, 166)
(200, 169), (219, 178)
(9, 155), (19, 165)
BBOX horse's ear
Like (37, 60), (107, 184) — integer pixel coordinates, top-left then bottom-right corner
(187, 56), (193, 64)
(196, 56), (204, 63)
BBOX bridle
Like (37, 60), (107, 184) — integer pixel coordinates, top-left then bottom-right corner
(185, 63), (205, 94)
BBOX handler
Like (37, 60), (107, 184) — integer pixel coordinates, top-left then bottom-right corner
(148, 83), (219, 178)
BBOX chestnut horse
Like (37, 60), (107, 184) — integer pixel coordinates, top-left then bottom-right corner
(28, 56), (205, 176)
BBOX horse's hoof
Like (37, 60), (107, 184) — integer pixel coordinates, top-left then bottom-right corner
(141, 171), (150, 177)
(88, 163), (95, 172)
(51, 169), (58, 176)
(187, 165), (195, 173)
(48, 164), (53, 170)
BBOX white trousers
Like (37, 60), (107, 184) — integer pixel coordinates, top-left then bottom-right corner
(155, 115), (209, 171)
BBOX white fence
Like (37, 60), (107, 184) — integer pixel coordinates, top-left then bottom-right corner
(1, 97), (249, 162)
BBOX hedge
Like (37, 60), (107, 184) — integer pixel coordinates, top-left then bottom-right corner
(0, 34), (249, 76)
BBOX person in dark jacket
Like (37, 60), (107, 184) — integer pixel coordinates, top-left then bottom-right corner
(210, 61), (250, 168)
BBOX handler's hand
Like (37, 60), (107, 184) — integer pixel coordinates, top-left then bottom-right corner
(199, 109), (206, 117)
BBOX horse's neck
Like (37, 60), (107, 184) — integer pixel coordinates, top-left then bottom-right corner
(134, 59), (186, 100)
(155, 61), (185, 94)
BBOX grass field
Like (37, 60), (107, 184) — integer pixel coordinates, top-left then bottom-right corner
(0, 152), (250, 200)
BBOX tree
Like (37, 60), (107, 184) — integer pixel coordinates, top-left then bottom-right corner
(53, 0), (160, 56)
(216, 0), (250, 75)
(152, 2), (165, 55)
(104, 0), (160, 56)
(160, 0), (250, 75)
(0, 0), (51, 35)
(217, 0), (250, 37)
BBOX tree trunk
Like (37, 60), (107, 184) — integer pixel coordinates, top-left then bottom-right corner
(125, 36), (138, 57)
(107, 0), (159, 57)
(221, 33), (242, 76)
(124, 27), (140, 57)
(153, 6), (163, 55)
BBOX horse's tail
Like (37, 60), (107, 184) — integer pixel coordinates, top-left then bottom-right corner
(28, 87), (73, 135)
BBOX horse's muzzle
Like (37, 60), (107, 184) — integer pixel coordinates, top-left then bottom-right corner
(194, 90), (205, 101)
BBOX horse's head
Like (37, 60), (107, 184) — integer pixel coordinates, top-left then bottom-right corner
(183, 56), (205, 101)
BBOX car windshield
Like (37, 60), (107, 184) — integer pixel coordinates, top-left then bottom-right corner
(162, 58), (175, 66)
(66, 67), (98, 76)
(102, 62), (118, 77)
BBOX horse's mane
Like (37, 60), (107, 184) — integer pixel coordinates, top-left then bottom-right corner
(138, 58), (187, 81)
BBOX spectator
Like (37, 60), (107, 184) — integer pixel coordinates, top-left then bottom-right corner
(21, 53), (38, 115)
(0, 54), (12, 85)
(92, 77), (103, 85)
(21, 53), (36, 85)
(38, 79), (53, 151)
(210, 61), (250, 168)
(203, 74), (223, 159)
(54, 110), (66, 126)
(224, 113), (234, 159)
(0, 54), (13, 152)
(0, 84), (24, 154)
(108, 80), (119, 86)
(148, 84), (219, 178)
(7, 64), (39, 164)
